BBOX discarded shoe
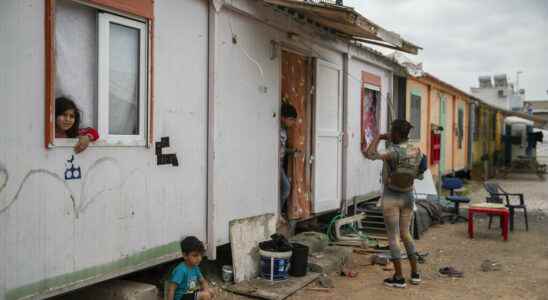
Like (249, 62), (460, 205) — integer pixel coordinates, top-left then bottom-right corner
(416, 252), (429, 264)
(480, 259), (502, 272)
(439, 266), (463, 277)
(318, 273), (334, 288)
(383, 276), (406, 288)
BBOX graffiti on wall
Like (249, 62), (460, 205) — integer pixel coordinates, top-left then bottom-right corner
(156, 137), (179, 166)
(64, 155), (82, 180)
(0, 157), (146, 218)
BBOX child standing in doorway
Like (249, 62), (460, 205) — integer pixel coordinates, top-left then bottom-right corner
(55, 97), (99, 153)
(166, 236), (213, 300)
(280, 101), (298, 212)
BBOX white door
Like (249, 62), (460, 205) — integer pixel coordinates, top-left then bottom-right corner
(313, 59), (343, 212)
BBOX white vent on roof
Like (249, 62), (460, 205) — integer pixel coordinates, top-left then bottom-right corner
(494, 74), (508, 87)
(479, 76), (492, 88)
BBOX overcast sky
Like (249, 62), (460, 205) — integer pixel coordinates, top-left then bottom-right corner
(344, 0), (548, 100)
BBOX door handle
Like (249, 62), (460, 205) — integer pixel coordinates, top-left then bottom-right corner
(309, 155), (315, 165)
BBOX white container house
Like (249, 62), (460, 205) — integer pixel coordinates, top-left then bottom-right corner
(0, 0), (418, 299)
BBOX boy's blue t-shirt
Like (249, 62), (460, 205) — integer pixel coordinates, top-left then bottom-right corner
(169, 262), (203, 300)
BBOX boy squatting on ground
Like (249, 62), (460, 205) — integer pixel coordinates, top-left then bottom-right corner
(166, 237), (213, 300)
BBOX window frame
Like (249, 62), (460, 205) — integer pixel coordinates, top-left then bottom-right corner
(409, 93), (421, 140)
(473, 105), (480, 141)
(457, 107), (464, 149)
(360, 71), (382, 156)
(45, 0), (154, 149)
(97, 12), (148, 146)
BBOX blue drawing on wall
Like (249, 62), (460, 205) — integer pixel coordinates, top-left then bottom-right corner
(65, 155), (82, 180)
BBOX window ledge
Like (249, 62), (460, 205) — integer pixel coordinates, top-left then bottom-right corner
(49, 138), (148, 149)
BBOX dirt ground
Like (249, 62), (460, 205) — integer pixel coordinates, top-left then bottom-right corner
(214, 148), (548, 300)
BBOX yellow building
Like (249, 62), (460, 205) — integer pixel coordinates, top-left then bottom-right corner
(404, 72), (545, 181)
(406, 74), (471, 176)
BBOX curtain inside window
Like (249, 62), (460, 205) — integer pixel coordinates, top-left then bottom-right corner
(361, 88), (380, 155)
(108, 23), (140, 135)
(55, 0), (98, 128)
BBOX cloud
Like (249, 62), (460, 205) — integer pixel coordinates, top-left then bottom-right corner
(344, 0), (548, 99)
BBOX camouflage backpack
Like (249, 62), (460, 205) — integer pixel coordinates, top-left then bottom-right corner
(386, 143), (424, 192)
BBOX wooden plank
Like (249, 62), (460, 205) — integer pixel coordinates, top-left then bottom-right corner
(86, 0), (154, 19)
(224, 272), (320, 300)
(45, 0), (55, 148)
(282, 51), (311, 220)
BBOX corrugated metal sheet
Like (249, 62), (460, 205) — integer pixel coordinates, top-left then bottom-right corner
(262, 0), (421, 54)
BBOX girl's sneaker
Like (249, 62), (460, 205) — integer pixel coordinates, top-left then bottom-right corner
(384, 276), (406, 288)
(410, 272), (421, 285)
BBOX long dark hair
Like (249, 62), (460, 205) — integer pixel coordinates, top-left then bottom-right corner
(55, 97), (81, 138)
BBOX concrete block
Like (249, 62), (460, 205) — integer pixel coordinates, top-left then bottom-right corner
(229, 213), (277, 283)
(57, 280), (159, 300)
(289, 232), (329, 253)
(308, 246), (353, 274)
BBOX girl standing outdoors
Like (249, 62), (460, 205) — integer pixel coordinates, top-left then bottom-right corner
(366, 119), (422, 288)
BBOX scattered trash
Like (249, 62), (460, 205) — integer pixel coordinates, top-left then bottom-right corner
(305, 287), (332, 293)
(439, 266), (464, 278)
(370, 254), (390, 266)
(340, 269), (358, 278)
(317, 273), (334, 288)
(481, 259), (502, 272)
(382, 267), (393, 272)
(417, 252), (430, 264)
(353, 249), (369, 255)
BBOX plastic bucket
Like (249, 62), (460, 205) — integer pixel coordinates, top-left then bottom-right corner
(259, 249), (292, 281)
(289, 243), (309, 277)
(222, 265), (233, 283)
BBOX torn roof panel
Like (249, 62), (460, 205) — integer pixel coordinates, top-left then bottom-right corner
(262, 0), (421, 54)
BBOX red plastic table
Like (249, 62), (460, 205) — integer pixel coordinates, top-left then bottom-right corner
(468, 207), (510, 241)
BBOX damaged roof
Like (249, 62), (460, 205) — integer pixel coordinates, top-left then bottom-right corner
(262, 0), (421, 55)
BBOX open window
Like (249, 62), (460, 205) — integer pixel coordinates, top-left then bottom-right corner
(45, 0), (153, 148)
(361, 72), (381, 156)
(98, 13), (148, 144)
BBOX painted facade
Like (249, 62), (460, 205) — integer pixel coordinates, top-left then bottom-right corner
(405, 75), (471, 176)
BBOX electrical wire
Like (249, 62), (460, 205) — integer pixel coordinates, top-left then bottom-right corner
(227, 0), (265, 80)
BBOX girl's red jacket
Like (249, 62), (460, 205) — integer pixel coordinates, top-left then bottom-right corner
(78, 128), (99, 141)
